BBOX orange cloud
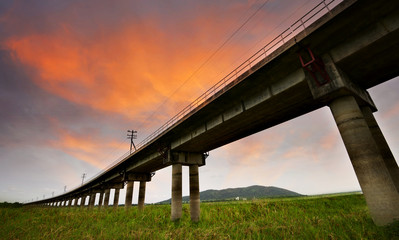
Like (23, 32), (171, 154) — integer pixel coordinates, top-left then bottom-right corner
(49, 127), (127, 169)
(4, 15), (248, 129)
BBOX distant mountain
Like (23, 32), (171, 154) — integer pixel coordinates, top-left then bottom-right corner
(158, 185), (303, 204)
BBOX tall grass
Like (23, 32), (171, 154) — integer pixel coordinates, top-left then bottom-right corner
(1, 194), (397, 239)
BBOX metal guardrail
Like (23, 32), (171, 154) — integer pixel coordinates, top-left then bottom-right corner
(135, 0), (338, 150)
(39, 0), (341, 202)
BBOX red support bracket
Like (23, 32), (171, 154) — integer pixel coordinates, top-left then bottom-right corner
(298, 47), (331, 86)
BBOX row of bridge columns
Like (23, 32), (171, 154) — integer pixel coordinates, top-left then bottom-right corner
(41, 154), (204, 222)
(46, 180), (148, 210)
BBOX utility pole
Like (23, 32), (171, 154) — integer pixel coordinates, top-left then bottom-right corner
(127, 130), (137, 153)
(81, 173), (86, 185)
(52, 192), (54, 197)
(64, 185), (67, 193)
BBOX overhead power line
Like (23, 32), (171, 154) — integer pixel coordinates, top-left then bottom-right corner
(136, 0), (270, 130)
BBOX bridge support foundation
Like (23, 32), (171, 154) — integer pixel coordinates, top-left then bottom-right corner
(104, 189), (110, 208)
(125, 182), (134, 209)
(113, 189), (120, 209)
(329, 95), (399, 225)
(170, 152), (205, 222)
(171, 164), (182, 221)
(190, 165), (200, 222)
(138, 181), (146, 211)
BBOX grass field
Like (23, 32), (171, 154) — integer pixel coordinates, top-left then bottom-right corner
(1, 194), (398, 239)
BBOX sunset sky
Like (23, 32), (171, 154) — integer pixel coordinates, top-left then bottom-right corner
(0, 0), (398, 204)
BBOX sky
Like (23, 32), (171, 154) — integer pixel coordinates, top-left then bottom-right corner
(0, 0), (398, 204)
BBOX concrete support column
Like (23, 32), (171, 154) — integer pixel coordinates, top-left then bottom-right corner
(74, 198), (78, 207)
(190, 165), (200, 222)
(113, 189), (120, 209)
(138, 181), (146, 211)
(80, 196), (86, 208)
(171, 164), (182, 221)
(98, 191), (104, 208)
(89, 193), (96, 209)
(104, 189), (110, 208)
(125, 182), (134, 209)
(361, 106), (399, 191)
(329, 95), (399, 225)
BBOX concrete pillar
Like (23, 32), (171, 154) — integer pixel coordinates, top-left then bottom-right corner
(190, 165), (200, 222)
(80, 196), (86, 208)
(138, 181), (146, 211)
(329, 95), (399, 225)
(361, 106), (399, 191)
(113, 189), (120, 209)
(98, 191), (104, 208)
(74, 198), (79, 207)
(171, 164), (182, 221)
(104, 189), (110, 208)
(125, 182), (134, 209)
(89, 193), (95, 209)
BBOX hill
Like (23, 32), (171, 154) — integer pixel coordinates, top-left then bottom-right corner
(158, 185), (303, 204)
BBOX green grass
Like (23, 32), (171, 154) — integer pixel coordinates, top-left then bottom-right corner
(1, 194), (398, 239)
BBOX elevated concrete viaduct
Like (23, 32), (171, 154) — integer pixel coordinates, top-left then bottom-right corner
(27, 0), (399, 226)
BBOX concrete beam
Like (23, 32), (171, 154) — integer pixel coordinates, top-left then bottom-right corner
(165, 151), (205, 166)
(305, 54), (376, 110)
(125, 172), (152, 182)
(93, 182), (124, 192)
(330, 9), (399, 63)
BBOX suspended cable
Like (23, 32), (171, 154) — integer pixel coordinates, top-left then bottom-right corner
(136, 0), (270, 130)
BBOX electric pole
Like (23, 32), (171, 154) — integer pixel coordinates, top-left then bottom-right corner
(64, 185), (67, 193)
(81, 173), (86, 185)
(127, 130), (137, 153)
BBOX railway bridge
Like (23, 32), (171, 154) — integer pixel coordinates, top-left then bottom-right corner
(27, 0), (399, 226)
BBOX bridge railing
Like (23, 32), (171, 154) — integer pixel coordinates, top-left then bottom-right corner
(48, 0), (341, 200)
(134, 0), (339, 149)
(134, 0), (339, 150)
